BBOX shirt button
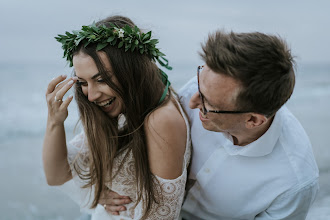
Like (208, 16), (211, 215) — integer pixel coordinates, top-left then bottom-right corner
(204, 168), (210, 173)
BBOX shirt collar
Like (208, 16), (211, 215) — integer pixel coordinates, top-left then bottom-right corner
(222, 107), (284, 157)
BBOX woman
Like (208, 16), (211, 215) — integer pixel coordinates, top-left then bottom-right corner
(43, 15), (190, 219)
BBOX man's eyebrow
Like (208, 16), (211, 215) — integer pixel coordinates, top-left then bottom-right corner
(199, 73), (217, 107)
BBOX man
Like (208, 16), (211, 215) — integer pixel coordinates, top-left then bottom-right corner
(76, 31), (319, 219)
(179, 31), (319, 219)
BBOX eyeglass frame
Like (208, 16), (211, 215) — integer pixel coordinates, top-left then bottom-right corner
(197, 65), (253, 115)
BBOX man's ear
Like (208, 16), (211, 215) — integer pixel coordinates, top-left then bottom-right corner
(245, 113), (268, 129)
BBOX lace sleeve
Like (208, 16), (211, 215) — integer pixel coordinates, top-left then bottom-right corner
(134, 144), (191, 220)
(136, 96), (191, 220)
(66, 131), (88, 169)
(149, 172), (188, 220)
(56, 131), (95, 214)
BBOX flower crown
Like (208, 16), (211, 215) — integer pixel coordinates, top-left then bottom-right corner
(55, 22), (172, 71)
(55, 22), (172, 104)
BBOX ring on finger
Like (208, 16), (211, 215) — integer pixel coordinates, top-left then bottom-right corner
(104, 204), (107, 209)
(54, 96), (62, 102)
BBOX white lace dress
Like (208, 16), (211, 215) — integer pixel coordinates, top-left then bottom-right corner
(61, 101), (191, 220)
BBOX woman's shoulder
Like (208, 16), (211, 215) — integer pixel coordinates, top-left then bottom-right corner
(146, 99), (186, 134)
(144, 99), (188, 179)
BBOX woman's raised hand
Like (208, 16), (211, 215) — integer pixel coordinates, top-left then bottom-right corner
(46, 75), (77, 124)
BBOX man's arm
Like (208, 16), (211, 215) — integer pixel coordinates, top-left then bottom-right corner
(98, 189), (131, 215)
(256, 178), (319, 220)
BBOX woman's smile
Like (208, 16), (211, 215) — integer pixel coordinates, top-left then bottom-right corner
(95, 97), (117, 113)
(73, 52), (124, 118)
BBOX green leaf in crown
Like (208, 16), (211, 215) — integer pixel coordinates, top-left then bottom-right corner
(55, 22), (172, 71)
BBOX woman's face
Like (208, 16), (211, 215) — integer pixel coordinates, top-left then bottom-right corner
(73, 51), (124, 118)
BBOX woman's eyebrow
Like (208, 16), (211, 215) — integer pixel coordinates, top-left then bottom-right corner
(75, 73), (101, 80)
(91, 73), (101, 79)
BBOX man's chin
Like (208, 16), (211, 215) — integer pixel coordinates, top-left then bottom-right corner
(201, 121), (225, 133)
(201, 121), (215, 131)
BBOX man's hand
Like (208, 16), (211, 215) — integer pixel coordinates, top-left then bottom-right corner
(99, 189), (132, 215)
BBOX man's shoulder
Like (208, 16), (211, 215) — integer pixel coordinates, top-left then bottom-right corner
(278, 106), (312, 150)
(178, 76), (197, 99)
(276, 106), (319, 182)
(177, 76), (198, 119)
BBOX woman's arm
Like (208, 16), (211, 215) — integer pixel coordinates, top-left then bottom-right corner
(141, 100), (188, 219)
(42, 75), (77, 185)
(144, 100), (187, 180)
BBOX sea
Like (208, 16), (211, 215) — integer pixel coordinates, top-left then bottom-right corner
(0, 61), (329, 219)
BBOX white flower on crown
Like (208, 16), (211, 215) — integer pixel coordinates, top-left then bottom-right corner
(118, 29), (125, 38)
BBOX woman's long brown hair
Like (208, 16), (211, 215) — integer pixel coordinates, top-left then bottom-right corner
(71, 16), (172, 219)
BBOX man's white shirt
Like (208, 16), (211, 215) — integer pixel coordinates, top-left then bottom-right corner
(179, 77), (319, 220)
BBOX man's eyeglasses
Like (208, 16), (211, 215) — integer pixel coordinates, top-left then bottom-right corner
(197, 65), (252, 115)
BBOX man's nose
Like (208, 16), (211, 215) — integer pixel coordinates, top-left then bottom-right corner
(189, 91), (201, 109)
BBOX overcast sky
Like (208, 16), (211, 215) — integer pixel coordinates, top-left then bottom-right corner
(1, 0), (330, 68)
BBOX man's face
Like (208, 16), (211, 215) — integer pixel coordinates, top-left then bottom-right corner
(189, 65), (246, 134)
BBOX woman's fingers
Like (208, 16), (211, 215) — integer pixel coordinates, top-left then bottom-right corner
(59, 95), (74, 111)
(46, 75), (67, 95)
(45, 75), (77, 124)
(54, 79), (76, 103)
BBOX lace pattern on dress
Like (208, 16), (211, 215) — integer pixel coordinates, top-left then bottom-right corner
(66, 98), (191, 219)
